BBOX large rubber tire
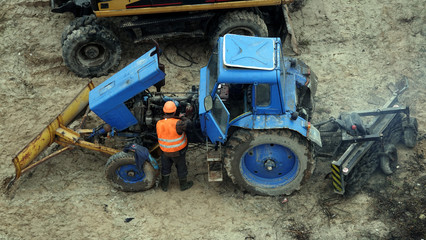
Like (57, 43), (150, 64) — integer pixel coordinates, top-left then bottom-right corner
(62, 15), (97, 46)
(105, 151), (157, 192)
(224, 129), (313, 196)
(62, 24), (121, 78)
(379, 144), (398, 175)
(62, 15), (119, 46)
(402, 117), (418, 148)
(209, 10), (268, 46)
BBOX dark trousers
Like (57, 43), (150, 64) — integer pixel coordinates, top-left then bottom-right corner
(161, 148), (188, 179)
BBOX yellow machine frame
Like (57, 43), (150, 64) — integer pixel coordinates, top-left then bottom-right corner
(95, 0), (293, 17)
(9, 82), (120, 185)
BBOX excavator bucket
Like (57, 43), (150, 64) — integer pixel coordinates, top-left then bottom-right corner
(9, 82), (95, 186)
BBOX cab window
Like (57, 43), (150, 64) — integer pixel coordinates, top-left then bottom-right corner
(208, 50), (218, 95)
(255, 84), (270, 107)
(211, 95), (228, 134)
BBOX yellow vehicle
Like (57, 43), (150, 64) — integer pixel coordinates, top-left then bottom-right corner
(51, 0), (295, 78)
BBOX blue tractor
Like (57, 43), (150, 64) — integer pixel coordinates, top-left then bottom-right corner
(88, 34), (321, 195)
(10, 34), (417, 196)
(198, 34), (321, 195)
(9, 34), (320, 196)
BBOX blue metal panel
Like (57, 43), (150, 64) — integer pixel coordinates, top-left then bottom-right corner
(283, 56), (311, 84)
(199, 67), (208, 134)
(198, 67), (208, 115)
(230, 113), (308, 137)
(89, 48), (165, 131)
(99, 103), (138, 131)
(294, 73), (309, 86)
(223, 34), (276, 70)
(218, 66), (278, 85)
(216, 36), (280, 85)
(283, 57), (310, 87)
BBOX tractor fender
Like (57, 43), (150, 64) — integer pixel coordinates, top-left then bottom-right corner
(229, 113), (322, 146)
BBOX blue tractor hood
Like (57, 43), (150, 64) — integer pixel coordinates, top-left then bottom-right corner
(89, 48), (165, 131)
(223, 34), (276, 70)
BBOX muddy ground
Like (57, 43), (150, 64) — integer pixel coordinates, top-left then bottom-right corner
(0, 0), (425, 239)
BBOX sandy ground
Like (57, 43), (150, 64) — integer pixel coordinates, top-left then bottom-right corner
(0, 0), (425, 239)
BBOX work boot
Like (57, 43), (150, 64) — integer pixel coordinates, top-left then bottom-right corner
(161, 175), (170, 192)
(179, 177), (193, 191)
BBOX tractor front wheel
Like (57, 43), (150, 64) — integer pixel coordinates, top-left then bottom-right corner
(224, 129), (313, 196)
(105, 151), (157, 192)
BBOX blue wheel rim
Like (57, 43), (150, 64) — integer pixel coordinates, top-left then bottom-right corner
(240, 143), (299, 188)
(116, 164), (145, 184)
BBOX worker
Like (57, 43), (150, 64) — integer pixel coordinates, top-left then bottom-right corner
(156, 101), (193, 192)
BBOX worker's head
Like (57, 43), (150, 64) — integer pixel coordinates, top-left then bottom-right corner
(163, 101), (177, 114)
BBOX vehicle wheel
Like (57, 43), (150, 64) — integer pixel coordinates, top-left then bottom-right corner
(62, 24), (121, 78)
(379, 144), (398, 175)
(209, 11), (268, 46)
(224, 129), (313, 196)
(105, 151), (157, 192)
(62, 15), (119, 46)
(402, 117), (418, 148)
(62, 15), (97, 46)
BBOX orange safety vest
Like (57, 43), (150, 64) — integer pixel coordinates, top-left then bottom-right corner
(156, 118), (188, 153)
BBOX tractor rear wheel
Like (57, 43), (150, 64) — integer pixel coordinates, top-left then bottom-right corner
(105, 151), (157, 192)
(224, 129), (313, 196)
(209, 10), (268, 46)
(62, 24), (121, 78)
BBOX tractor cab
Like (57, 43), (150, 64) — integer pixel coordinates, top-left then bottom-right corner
(199, 34), (321, 147)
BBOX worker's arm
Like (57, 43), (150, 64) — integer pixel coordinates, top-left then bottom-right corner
(176, 115), (191, 135)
